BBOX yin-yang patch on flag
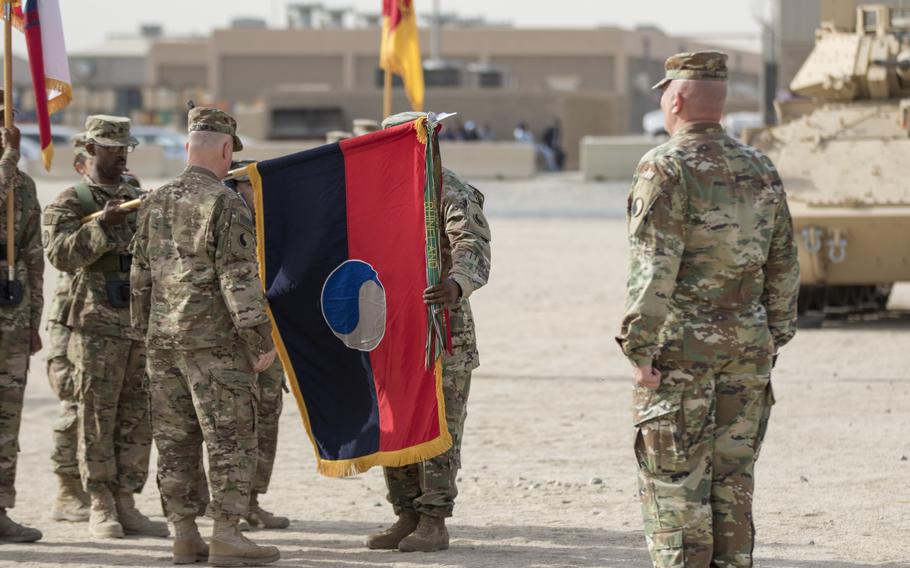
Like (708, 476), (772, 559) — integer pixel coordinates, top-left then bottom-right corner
(321, 260), (387, 351)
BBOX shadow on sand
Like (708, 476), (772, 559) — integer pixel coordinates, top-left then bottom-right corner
(2, 520), (900, 567)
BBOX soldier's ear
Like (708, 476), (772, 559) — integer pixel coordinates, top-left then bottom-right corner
(86, 143), (98, 157)
(671, 92), (685, 116)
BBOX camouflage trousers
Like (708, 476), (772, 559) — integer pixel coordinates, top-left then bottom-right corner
(253, 361), (284, 495)
(634, 357), (775, 568)
(69, 329), (151, 494)
(0, 325), (29, 509)
(383, 364), (472, 519)
(47, 319), (79, 479)
(147, 346), (259, 522)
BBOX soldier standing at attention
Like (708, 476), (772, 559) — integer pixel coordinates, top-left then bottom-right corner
(225, 160), (290, 531)
(43, 116), (166, 540)
(45, 134), (94, 523)
(367, 112), (492, 553)
(0, 99), (44, 544)
(617, 52), (800, 568)
(130, 108), (280, 566)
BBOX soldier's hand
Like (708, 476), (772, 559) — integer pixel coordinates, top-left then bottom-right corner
(423, 278), (461, 307)
(253, 348), (277, 373)
(29, 328), (42, 355)
(99, 199), (129, 227)
(0, 126), (20, 152)
(634, 365), (661, 389)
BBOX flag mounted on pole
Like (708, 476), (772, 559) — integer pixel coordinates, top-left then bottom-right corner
(2, 0), (71, 170)
(380, 0), (425, 112)
(248, 117), (449, 477)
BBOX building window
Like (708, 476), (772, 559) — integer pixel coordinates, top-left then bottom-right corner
(115, 88), (143, 117)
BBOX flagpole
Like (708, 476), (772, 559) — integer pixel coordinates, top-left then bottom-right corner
(3, 0), (14, 281)
(382, 67), (392, 120)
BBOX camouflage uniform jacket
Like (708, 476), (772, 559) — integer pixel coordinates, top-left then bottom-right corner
(440, 168), (492, 370)
(130, 165), (271, 351)
(0, 147), (44, 332)
(617, 122), (799, 366)
(43, 176), (144, 339)
(45, 272), (74, 360)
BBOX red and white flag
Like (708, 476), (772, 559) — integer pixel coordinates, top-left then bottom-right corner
(2, 0), (72, 170)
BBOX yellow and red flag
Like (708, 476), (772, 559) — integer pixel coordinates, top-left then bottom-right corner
(2, 0), (72, 170)
(380, 0), (425, 111)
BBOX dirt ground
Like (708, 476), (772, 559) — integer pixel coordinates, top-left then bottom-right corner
(2, 175), (908, 567)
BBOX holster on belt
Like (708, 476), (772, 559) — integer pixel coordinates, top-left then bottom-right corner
(0, 245), (23, 307)
(86, 254), (132, 309)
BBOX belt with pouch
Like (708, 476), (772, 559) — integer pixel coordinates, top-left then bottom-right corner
(85, 254), (133, 309)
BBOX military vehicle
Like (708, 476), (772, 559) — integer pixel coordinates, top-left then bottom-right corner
(750, 4), (910, 324)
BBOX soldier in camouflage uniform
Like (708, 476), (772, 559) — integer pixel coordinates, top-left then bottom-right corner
(46, 134), (94, 523)
(0, 102), (44, 543)
(225, 160), (290, 531)
(130, 108), (280, 566)
(367, 112), (492, 553)
(616, 52), (800, 568)
(43, 116), (167, 540)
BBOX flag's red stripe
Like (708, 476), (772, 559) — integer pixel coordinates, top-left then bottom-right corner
(340, 126), (440, 452)
(20, 2), (52, 155)
(383, 0), (409, 31)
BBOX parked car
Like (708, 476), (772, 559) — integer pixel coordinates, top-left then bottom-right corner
(129, 125), (186, 160)
(16, 123), (78, 151)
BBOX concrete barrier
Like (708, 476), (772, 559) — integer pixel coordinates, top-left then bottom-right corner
(580, 135), (660, 181)
(439, 141), (535, 179)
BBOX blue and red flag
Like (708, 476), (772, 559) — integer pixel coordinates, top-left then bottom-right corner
(249, 120), (450, 477)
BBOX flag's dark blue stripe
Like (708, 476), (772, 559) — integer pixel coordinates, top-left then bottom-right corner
(258, 143), (380, 461)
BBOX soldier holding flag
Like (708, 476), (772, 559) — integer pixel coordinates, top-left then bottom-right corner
(0, 96), (44, 545)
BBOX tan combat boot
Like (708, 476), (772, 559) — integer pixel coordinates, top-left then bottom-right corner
(209, 517), (280, 566)
(0, 508), (43, 543)
(398, 514), (449, 552)
(172, 516), (209, 565)
(115, 491), (169, 537)
(243, 493), (289, 530)
(52, 474), (90, 522)
(365, 510), (419, 550)
(89, 488), (124, 538)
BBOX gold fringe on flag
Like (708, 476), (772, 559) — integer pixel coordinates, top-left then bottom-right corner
(250, 161), (452, 478)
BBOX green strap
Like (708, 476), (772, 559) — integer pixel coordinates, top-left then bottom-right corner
(74, 182), (100, 216)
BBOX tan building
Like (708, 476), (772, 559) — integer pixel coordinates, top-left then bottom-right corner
(147, 25), (760, 168)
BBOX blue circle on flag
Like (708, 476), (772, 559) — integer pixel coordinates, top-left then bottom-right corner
(321, 260), (387, 352)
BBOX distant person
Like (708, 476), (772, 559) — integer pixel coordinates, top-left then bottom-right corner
(462, 120), (479, 141)
(617, 51), (799, 567)
(478, 123), (496, 141)
(514, 121), (557, 172)
(542, 120), (565, 170)
(512, 121), (533, 143)
(441, 120), (465, 141)
(367, 112), (491, 554)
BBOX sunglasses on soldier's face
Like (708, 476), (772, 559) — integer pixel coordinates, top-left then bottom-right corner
(95, 144), (135, 154)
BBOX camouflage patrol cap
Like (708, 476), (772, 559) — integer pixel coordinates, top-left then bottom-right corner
(84, 115), (139, 147)
(71, 132), (91, 158)
(188, 107), (243, 151)
(652, 50), (729, 90)
(381, 112), (427, 129)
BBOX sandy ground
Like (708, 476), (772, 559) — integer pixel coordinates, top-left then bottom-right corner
(2, 174), (908, 568)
